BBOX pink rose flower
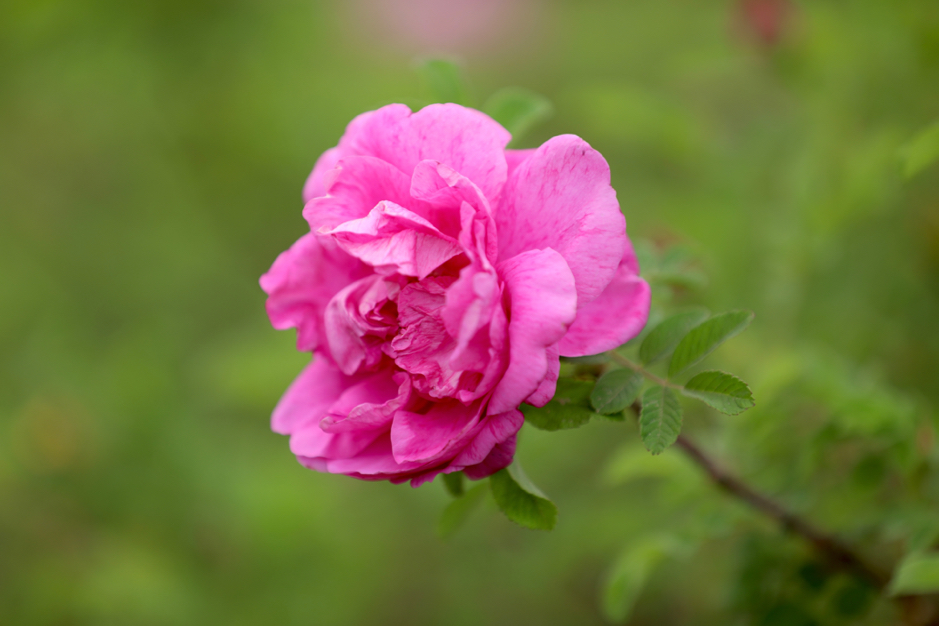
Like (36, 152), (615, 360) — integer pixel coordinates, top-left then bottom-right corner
(261, 103), (650, 486)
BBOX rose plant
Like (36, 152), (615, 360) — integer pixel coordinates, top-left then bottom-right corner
(261, 102), (650, 487)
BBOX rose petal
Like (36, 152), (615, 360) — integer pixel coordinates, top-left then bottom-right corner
(339, 103), (511, 202)
(558, 246), (651, 357)
(496, 134), (626, 306)
(260, 232), (370, 354)
(323, 275), (398, 375)
(409, 159), (494, 241)
(390, 399), (483, 464)
(442, 263), (500, 369)
(302, 147), (341, 202)
(448, 409), (523, 472)
(505, 148), (535, 179)
(324, 201), (464, 279)
(524, 344), (560, 407)
(303, 155), (415, 232)
(319, 371), (409, 433)
(487, 248), (577, 415)
(271, 358), (340, 434)
(291, 427), (386, 470)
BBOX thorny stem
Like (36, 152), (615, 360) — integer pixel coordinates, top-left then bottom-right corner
(672, 426), (888, 588)
(625, 400), (939, 624)
(608, 353), (888, 588)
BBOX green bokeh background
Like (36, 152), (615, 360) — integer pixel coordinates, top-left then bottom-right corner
(2, 0), (938, 624)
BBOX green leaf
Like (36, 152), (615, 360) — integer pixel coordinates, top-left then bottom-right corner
(681, 370), (755, 415)
(521, 379), (596, 431)
(639, 308), (709, 365)
(668, 310), (754, 377)
(490, 462), (557, 530)
(437, 483), (488, 539)
(442, 471), (464, 497)
(639, 386), (683, 455)
(482, 87), (553, 144)
(889, 552), (939, 595)
(602, 534), (684, 623)
(590, 369), (644, 415)
(901, 120), (939, 179)
(417, 58), (469, 105)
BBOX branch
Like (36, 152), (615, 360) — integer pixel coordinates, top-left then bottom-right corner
(672, 432), (889, 590)
(625, 401), (888, 589)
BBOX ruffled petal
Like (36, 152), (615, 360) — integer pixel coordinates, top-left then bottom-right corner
(558, 245), (651, 357)
(323, 201), (464, 279)
(339, 103), (511, 202)
(487, 248), (577, 415)
(303, 155), (414, 231)
(524, 344), (560, 406)
(271, 358), (361, 434)
(291, 427), (386, 471)
(409, 159), (495, 243)
(496, 134), (626, 307)
(389, 399), (483, 464)
(319, 371), (409, 433)
(448, 409), (523, 475)
(302, 147), (340, 202)
(260, 232), (370, 354)
(504, 148), (535, 179)
(323, 275), (399, 375)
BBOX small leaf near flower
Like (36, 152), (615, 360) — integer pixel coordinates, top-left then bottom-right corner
(437, 483), (488, 539)
(591, 369), (644, 415)
(490, 462), (557, 530)
(522, 379), (597, 431)
(639, 308), (710, 365)
(442, 471), (464, 497)
(668, 310), (754, 377)
(640, 386), (683, 455)
(483, 87), (553, 145)
(681, 371), (755, 415)
(417, 58), (469, 105)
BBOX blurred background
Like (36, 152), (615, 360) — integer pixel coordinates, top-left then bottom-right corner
(2, 0), (939, 624)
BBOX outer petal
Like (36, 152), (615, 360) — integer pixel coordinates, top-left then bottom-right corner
(302, 147), (340, 202)
(336, 104), (414, 158)
(448, 409), (523, 475)
(462, 438), (517, 480)
(487, 249), (577, 415)
(271, 358), (362, 434)
(524, 344), (560, 406)
(339, 103), (512, 202)
(504, 148), (535, 179)
(324, 201), (464, 279)
(389, 399), (483, 464)
(496, 134), (626, 306)
(320, 436), (415, 478)
(290, 426), (384, 471)
(260, 232), (369, 354)
(303, 156), (415, 232)
(320, 371), (409, 433)
(558, 245), (651, 357)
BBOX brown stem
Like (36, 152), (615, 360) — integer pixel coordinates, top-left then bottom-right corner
(672, 433), (889, 590)
(627, 400), (889, 590)
(630, 399), (939, 625)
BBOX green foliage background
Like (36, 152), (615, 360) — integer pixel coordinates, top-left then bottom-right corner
(2, 0), (939, 623)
